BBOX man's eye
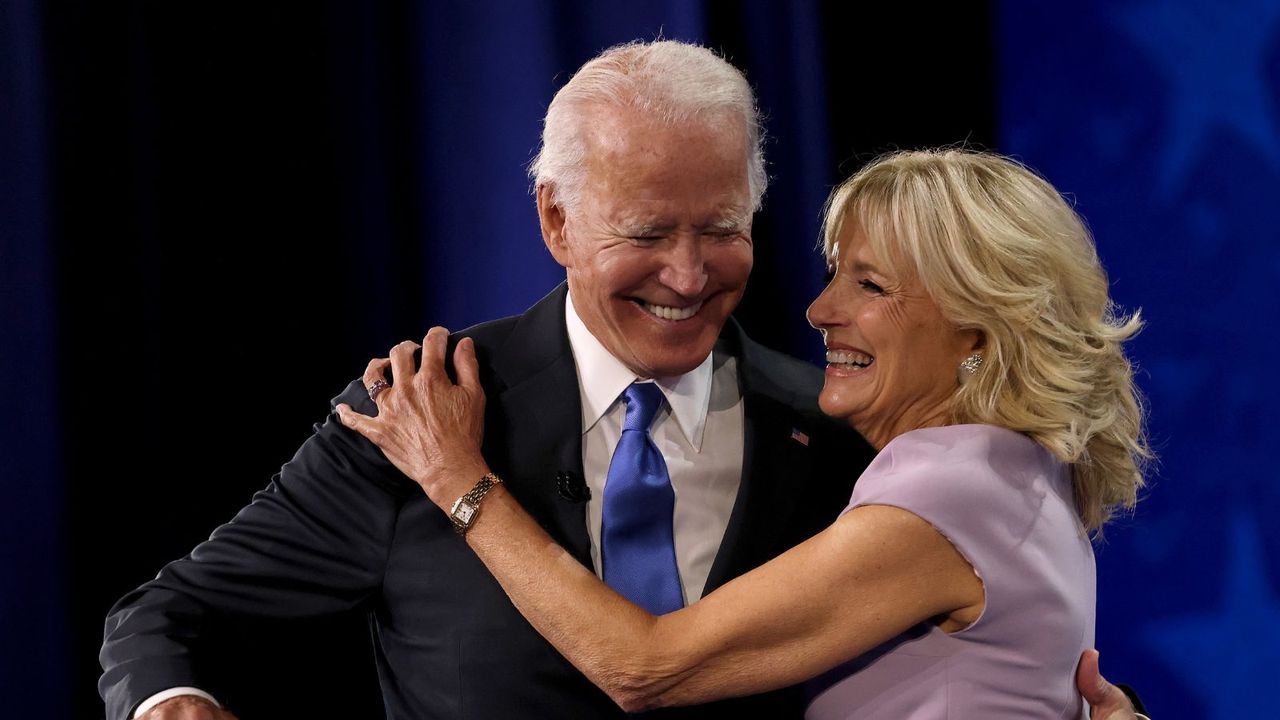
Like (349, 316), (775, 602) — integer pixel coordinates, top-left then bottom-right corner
(858, 279), (885, 294)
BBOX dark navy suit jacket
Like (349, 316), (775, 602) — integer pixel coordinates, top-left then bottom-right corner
(100, 284), (872, 719)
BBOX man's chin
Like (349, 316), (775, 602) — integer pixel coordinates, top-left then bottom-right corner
(615, 310), (729, 377)
(622, 337), (715, 378)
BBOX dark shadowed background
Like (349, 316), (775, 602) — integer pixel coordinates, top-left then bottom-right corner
(3, 1), (1276, 718)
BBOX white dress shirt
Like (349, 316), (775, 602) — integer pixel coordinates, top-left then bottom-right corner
(566, 293), (744, 603)
(133, 687), (219, 717)
(135, 293), (746, 716)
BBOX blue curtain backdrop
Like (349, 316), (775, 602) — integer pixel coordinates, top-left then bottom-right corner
(999, 2), (1280, 716)
(1, 0), (67, 717)
(1, 1), (1271, 717)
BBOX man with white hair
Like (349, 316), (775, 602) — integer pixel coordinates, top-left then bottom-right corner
(100, 40), (1142, 720)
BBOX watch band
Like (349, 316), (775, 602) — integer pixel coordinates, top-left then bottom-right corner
(449, 472), (503, 535)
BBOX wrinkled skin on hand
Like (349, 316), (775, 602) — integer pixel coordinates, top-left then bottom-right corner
(336, 327), (490, 507)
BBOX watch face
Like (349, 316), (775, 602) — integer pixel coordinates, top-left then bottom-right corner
(454, 500), (477, 524)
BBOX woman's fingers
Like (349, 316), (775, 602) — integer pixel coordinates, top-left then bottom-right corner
(336, 403), (418, 481)
(335, 331), (488, 498)
(419, 327), (451, 385)
(335, 403), (376, 439)
(454, 337), (480, 391)
(363, 358), (391, 404)
(388, 340), (420, 388)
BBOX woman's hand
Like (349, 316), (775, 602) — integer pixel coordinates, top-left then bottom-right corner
(335, 326), (490, 507)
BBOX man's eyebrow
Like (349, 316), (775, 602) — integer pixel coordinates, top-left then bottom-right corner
(619, 222), (670, 236)
(608, 214), (667, 233)
(611, 211), (749, 234)
(706, 217), (746, 231)
(705, 210), (752, 231)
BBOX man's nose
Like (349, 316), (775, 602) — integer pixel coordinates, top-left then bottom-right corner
(658, 239), (709, 297)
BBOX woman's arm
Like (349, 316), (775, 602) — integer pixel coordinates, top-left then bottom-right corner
(336, 327), (983, 711)
(460, 490), (981, 710)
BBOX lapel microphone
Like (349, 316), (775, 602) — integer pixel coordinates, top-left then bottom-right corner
(556, 471), (591, 504)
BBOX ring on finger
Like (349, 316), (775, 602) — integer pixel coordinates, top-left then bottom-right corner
(367, 379), (390, 402)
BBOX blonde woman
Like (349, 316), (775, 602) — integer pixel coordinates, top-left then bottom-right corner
(340, 149), (1149, 718)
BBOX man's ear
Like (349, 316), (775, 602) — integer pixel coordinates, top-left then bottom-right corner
(537, 184), (570, 268)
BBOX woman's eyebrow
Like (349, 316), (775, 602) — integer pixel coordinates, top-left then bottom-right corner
(851, 259), (883, 274)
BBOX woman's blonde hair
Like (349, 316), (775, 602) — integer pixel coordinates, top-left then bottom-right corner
(823, 149), (1150, 533)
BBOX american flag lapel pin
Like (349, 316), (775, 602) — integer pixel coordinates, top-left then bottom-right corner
(790, 428), (810, 446)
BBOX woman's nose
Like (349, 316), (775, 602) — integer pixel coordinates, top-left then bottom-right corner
(807, 283), (840, 329)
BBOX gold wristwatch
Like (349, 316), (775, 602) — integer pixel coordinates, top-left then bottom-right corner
(449, 472), (503, 535)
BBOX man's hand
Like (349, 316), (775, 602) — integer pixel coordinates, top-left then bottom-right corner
(138, 695), (238, 720)
(1078, 649), (1143, 719)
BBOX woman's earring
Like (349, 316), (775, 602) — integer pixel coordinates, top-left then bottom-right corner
(958, 353), (984, 385)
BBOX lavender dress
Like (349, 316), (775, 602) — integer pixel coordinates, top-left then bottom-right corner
(805, 424), (1094, 719)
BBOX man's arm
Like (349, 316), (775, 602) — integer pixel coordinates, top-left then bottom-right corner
(100, 380), (415, 720)
(336, 332), (985, 710)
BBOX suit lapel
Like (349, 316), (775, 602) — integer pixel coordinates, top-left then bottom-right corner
(478, 291), (824, 590)
(484, 284), (594, 569)
(704, 324), (818, 594)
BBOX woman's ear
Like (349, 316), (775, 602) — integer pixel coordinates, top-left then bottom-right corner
(968, 329), (987, 354)
(955, 327), (987, 364)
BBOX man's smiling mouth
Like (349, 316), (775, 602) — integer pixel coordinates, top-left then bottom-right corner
(635, 299), (704, 321)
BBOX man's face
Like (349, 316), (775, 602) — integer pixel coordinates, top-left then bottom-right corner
(539, 107), (754, 378)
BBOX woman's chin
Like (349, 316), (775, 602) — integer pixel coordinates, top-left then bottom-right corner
(818, 392), (861, 423)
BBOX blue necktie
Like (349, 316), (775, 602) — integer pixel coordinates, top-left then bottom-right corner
(601, 382), (684, 615)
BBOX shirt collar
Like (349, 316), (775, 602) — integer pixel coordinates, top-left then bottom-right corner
(565, 291), (713, 450)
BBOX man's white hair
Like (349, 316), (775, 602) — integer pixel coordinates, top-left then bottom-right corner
(529, 40), (767, 211)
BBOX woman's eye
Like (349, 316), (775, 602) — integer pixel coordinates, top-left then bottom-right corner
(858, 279), (885, 294)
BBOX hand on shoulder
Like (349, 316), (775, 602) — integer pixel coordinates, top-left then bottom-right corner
(1077, 649), (1147, 720)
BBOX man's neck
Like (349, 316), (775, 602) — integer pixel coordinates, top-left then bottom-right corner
(564, 291), (713, 448)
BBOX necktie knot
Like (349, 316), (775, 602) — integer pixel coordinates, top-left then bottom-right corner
(622, 382), (664, 432)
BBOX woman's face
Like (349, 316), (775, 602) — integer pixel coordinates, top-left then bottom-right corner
(806, 221), (980, 449)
